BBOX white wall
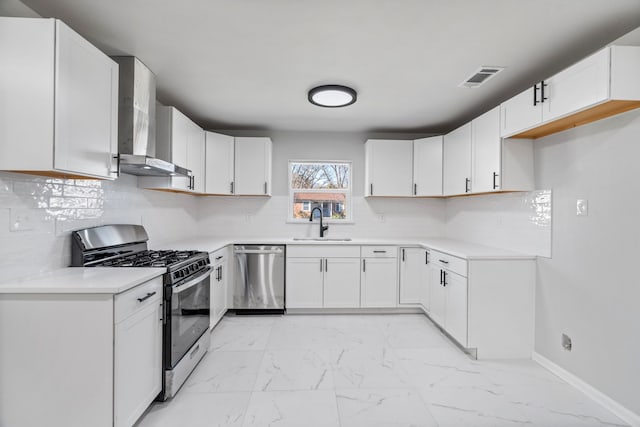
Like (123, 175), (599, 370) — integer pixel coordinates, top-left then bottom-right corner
(0, 172), (198, 281)
(197, 131), (446, 239)
(533, 108), (640, 415)
(445, 190), (552, 257)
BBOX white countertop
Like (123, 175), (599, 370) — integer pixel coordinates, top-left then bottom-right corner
(0, 267), (166, 294)
(159, 236), (535, 260)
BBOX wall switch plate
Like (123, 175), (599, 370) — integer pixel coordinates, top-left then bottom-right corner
(576, 199), (588, 216)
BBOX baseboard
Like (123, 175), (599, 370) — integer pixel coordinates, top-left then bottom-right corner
(532, 352), (640, 427)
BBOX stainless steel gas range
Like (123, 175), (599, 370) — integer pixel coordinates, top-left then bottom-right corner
(71, 224), (212, 400)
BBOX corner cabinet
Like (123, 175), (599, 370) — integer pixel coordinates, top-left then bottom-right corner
(501, 45), (640, 139)
(0, 276), (163, 427)
(399, 247), (430, 309)
(140, 105), (205, 193)
(0, 17), (118, 180)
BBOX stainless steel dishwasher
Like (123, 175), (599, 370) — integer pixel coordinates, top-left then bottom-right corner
(233, 245), (285, 313)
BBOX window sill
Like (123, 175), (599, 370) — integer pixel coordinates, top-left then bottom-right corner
(286, 220), (355, 225)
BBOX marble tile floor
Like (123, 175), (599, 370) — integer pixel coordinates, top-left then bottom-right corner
(136, 314), (628, 427)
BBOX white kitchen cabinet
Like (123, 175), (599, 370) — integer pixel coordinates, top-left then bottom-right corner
(471, 107), (534, 193)
(323, 258), (361, 308)
(0, 275), (163, 427)
(365, 139), (414, 197)
(286, 257), (325, 308)
(113, 279), (163, 427)
(443, 122), (472, 196)
(428, 263), (445, 325)
(210, 246), (229, 328)
(399, 247), (430, 306)
(234, 137), (272, 196)
(145, 105), (205, 192)
(413, 136), (443, 196)
(286, 245), (361, 309)
(502, 45), (640, 139)
(442, 269), (468, 346)
(360, 246), (398, 308)
(205, 131), (235, 195)
(0, 17), (118, 180)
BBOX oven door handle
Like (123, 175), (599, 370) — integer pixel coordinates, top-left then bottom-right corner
(172, 267), (214, 295)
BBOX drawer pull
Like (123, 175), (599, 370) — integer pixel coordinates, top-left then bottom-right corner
(373, 250), (387, 254)
(439, 259), (449, 264)
(215, 255), (223, 261)
(137, 291), (156, 303)
(189, 344), (201, 359)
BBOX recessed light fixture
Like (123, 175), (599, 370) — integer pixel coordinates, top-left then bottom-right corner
(308, 85), (357, 108)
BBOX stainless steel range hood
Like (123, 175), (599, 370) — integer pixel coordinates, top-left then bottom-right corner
(112, 56), (191, 177)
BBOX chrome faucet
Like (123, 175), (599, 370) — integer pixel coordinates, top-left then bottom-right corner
(309, 207), (329, 238)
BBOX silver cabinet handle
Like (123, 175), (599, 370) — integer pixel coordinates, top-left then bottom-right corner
(362, 259), (366, 272)
(370, 183), (373, 196)
(325, 258), (328, 272)
(234, 249), (283, 254)
(320, 258), (323, 272)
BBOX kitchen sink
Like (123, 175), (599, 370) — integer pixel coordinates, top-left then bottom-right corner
(292, 238), (352, 242)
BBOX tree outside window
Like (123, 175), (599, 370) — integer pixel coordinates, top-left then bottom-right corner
(289, 161), (352, 221)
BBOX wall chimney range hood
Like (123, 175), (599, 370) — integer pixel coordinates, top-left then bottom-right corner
(112, 56), (191, 177)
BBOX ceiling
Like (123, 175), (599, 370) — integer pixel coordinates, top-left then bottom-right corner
(11, 0), (640, 134)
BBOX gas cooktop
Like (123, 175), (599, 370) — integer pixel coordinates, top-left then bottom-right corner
(95, 250), (204, 268)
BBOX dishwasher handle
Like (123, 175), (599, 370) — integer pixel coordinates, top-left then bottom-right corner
(234, 248), (284, 255)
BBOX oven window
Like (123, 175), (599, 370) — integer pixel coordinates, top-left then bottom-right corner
(169, 275), (210, 367)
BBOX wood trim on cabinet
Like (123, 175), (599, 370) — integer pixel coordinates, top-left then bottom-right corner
(509, 100), (640, 139)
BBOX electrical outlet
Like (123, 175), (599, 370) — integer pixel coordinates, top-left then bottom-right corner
(376, 214), (385, 222)
(562, 333), (572, 351)
(576, 199), (588, 216)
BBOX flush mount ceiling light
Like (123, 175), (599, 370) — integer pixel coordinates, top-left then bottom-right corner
(308, 85), (357, 108)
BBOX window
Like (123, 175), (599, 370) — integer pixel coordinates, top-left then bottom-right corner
(289, 161), (351, 222)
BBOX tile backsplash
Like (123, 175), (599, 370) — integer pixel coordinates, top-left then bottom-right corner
(0, 172), (198, 281)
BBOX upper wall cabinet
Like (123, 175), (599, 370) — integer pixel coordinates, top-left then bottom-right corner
(472, 107), (534, 193)
(140, 105), (205, 193)
(444, 108), (533, 196)
(0, 18), (118, 180)
(205, 131), (235, 195)
(501, 45), (640, 139)
(443, 123), (472, 196)
(413, 136), (443, 197)
(203, 134), (272, 196)
(234, 137), (272, 196)
(365, 139), (414, 197)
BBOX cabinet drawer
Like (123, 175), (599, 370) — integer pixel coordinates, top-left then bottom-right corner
(431, 250), (467, 277)
(114, 276), (163, 323)
(287, 245), (360, 258)
(210, 246), (228, 263)
(361, 246), (397, 258)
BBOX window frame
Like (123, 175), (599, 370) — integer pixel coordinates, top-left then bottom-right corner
(288, 160), (353, 223)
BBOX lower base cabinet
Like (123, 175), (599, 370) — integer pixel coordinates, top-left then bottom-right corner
(286, 257), (324, 308)
(0, 276), (163, 427)
(210, 246), (229, 328)
(360, 246), (398, 308)
(323, 258), (361, 308)
(399, 247), (430, 308)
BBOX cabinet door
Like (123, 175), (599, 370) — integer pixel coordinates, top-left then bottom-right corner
(169, 108), (190, 168)
(413, 136), (443, 196)
(471, 106), (501, 193)
(54, 20), (118, 179)
(365, 139), (413, 196)
(399, 248), (424, 305)
(429, 266), (446, 326)
(361, 258), (397, 308)
(500, 86), (543, 137)
(210, 261), (227, 328)
(187, 121), (205, 193)
(543, 47), (610, 122)
(420, 251), (431, 311)
(444, 270), (468, 347)
(443, 122), (472, 196)
(234, 137), (272, 195)
(323, 258), (361, 308)
(114, 301), (162, 427)
(205, 132), (235, 195)
(286, 258), (323, 308)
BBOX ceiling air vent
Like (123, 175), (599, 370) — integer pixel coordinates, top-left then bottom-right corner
(459, 66), (505, 88)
